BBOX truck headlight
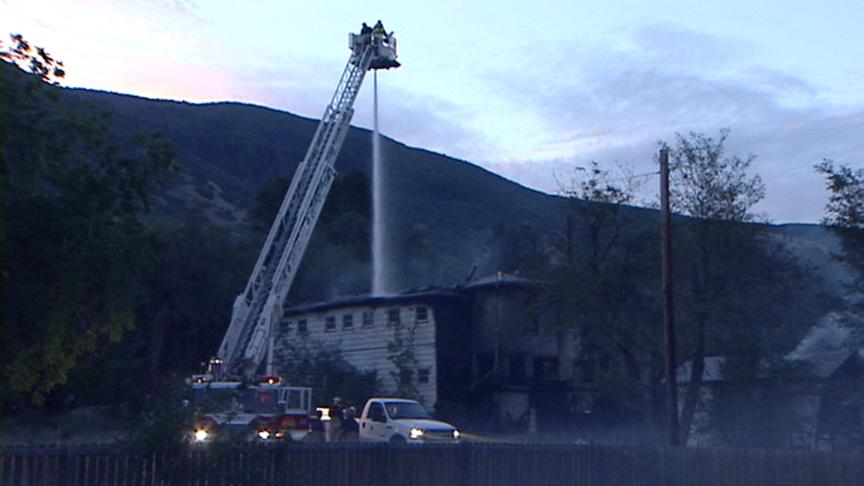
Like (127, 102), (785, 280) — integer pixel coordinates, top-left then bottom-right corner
(453, 430), (461, 439)
(194, 429), (209, 442)
(409, 428), (425, 440)
(258, 429), (271, 440)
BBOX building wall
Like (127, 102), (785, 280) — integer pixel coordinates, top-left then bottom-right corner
(471, 286), (577, 384)
(277, 302), (438, 407)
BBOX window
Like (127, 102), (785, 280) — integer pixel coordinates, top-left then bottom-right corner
(387, 308), (401, 326)
(325, 316), (336, 332)
(297, 319), (307, 334)
(342, 314), (353, 330)
(280, 319), (292, 333)
(362, 311), (374, 328)
(417, 368), (430, 384)
(415, 306), (428, 322)
(369, 402), (387, 422)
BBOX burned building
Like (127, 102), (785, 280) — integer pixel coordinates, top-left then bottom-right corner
(274, 273), (591, 430)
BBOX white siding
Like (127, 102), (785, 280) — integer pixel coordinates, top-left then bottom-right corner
(277, 303), (438, 407)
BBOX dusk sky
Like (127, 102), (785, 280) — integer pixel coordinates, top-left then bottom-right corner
(3, 0), (863, 223)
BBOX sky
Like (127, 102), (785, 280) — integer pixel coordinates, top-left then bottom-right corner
(3, 0), (863, 223)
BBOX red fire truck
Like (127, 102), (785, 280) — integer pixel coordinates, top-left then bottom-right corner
(189, 372), (312, 442)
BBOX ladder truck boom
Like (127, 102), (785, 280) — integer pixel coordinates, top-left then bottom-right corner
(215, 29), (399, 379)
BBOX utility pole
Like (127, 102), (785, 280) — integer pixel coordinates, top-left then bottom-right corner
(659, 147), (680, 446)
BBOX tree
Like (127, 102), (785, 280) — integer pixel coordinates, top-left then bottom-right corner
(816, 160), (864, 288)
(387, 316), (421, 401)
(553, 162), (663, 429)
(2, 40), (173, 410)
(275, 337), (379, 407)
(816, 160), (864, 345)
(666, 129), (823, 445)
(0, 33), (66, 84)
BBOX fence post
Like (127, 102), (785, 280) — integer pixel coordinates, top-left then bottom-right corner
(63, 446), (75, 486)
(457, 443), (471, 486)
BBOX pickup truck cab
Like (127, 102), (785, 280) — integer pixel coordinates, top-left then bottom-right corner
(357, 398), (460, 444)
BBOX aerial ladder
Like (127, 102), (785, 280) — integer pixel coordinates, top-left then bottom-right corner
(212, 27), (400, 379)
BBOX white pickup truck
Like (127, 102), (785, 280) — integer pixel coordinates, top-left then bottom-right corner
(357, 398), (461, 444)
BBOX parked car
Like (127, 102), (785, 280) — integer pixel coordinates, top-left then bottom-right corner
(357, 398), (460, 444)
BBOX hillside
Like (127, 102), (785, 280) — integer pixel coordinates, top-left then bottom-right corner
(59, 86), (595, 290)
(3, 60), (845, 299)
(66, 86), (850, 287)
(63, 89), (580, 227)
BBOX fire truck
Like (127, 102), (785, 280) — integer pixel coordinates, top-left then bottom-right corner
(187, 26), (399, 442)
(189, 369), (312, 442)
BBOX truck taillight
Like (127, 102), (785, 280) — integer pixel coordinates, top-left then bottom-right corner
(273, 414), (309, 430)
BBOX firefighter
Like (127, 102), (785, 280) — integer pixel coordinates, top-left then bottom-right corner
(373, 20), (386, 39)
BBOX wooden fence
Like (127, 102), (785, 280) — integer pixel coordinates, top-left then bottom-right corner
(2, 442), (863, 486)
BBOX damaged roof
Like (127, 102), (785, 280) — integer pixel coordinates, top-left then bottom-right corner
(283, 287), (465, 316)
(460, 272), (540, 290)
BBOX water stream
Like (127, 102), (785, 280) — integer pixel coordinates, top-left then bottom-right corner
(372, 71), (390, 296)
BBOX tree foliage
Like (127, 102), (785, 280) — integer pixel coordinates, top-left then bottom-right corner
(816, 159), (864, 288)
(275, 337), (379, 407)
(669, 129), (765, 222)
(554, 162), (662, 424)
(666, 129), (823, 445)
(0, 33), (66, 84)
(2, 40), (173, 410)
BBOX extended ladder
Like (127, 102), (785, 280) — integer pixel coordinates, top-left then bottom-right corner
(216, 31), (399, 378)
